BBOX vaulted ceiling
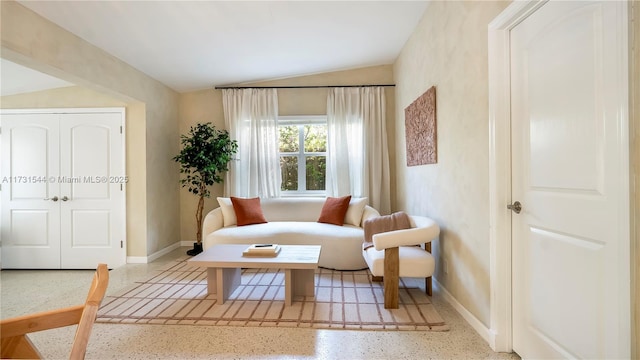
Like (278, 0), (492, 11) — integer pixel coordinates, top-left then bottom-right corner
(9, 1), (429, 94)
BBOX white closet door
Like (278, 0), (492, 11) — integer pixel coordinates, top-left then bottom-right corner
(1, 109), (126, 269)
(59, 112), (125, 268)
(1, 114), (62, 269)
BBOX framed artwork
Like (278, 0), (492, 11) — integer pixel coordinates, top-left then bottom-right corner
(404, 86), (437, 166)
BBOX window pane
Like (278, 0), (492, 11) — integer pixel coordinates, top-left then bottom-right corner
(306, 156), (326, 190)
(304, 125), (327, 152)
(280, 156), (298, 191)
(279, 126), (299, 152)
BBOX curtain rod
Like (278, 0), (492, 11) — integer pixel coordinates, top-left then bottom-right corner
(213, 84), (395, 90)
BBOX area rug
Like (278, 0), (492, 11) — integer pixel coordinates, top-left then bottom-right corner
(97, 258), (448, 331)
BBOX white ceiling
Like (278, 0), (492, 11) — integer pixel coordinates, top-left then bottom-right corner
(1, 59), (74, 96)
(14, 1), (430, 93)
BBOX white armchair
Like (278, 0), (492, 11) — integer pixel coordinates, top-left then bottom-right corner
(362, 215), (440, 309)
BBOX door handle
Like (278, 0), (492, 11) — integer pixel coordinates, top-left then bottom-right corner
(44, 196), (59, 202)
(507, 201), (522, 214)
(61, 196), (69, 201)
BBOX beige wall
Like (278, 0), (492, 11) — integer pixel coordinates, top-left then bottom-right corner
(177, 89), (226, 243)
(393, 1), (509, 327)
(125, 102), (149, 256)
(1, 1), (179, 257)
(177, 65), (396, 242)
(633, 1), (639, 357)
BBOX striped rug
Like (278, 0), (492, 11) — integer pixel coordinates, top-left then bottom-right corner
(97, 258), (448, 331)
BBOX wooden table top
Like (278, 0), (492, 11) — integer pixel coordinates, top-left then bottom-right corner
(187, 244), (321, 270)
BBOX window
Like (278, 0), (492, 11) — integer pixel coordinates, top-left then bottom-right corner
(278, 116), (327, 195)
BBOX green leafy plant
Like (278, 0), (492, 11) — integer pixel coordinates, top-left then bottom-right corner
(174, 123), (238, 247)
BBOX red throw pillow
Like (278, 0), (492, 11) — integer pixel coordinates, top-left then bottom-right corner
(318, 195), (352, 226)
(230, 197), (268, 226)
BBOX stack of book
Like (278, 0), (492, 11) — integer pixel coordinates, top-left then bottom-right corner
(242, 244), (281, 257)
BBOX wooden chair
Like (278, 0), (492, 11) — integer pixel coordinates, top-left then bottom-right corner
(362, 216), (440, 309)
(1, 264), (109, 359)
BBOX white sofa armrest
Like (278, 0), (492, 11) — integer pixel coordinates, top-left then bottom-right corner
(202, 207), (224, 243)
(372, 215), (439, 250)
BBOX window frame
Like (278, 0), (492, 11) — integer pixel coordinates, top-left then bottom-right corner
(278, 115), (327, 197)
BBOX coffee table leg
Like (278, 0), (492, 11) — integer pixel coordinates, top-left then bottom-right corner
(206, 268), (217, 295)
(216, 267), (241, 305)
(285, 269), (315, 306)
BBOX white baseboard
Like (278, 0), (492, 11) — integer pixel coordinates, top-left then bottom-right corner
(434, 278), (493, 345)
(126, 241), (183, 264)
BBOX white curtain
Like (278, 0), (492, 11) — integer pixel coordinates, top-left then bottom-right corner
(222, 88), (281, 198)
(326, 87), (391, 214)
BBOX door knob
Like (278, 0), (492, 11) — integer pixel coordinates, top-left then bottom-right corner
(44, 196), (59, 202)
(507, 201), (522, 214)
(61, 196), (69, 201)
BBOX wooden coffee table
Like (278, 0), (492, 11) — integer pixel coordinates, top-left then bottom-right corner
(188, 244), (321, 306)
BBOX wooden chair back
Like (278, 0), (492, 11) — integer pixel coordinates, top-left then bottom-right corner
(0, 264), (109, 359)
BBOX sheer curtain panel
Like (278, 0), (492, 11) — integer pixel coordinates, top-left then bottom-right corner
(222, 88), (281, 198)
(326, 87), (390, 214)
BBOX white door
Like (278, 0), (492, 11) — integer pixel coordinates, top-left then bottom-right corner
(59, 113), (125, 268)
(1, 109), (126, 269)
(1, 114), (61, 269)
(511, 1), (630, 359)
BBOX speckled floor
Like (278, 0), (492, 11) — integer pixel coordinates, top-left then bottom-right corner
(1, 248), (520, 359)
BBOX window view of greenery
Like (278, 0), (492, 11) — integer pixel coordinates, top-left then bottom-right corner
(279, 124), (327, 192)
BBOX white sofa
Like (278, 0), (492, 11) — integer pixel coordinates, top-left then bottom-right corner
(202, 197), (380, 270)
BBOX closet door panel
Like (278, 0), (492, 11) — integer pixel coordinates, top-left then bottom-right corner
(1, 114), (61, 269)
(59, 112), (125, 269)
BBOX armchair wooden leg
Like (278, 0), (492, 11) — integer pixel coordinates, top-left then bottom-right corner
(425, 243), (433, 296)
(383, 247), (399, 309)
(371, 276), (383, 282)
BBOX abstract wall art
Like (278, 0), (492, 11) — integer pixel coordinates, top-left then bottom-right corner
(405, 85), (437, 166)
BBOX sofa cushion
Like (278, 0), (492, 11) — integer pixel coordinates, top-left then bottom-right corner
(217, 197), (236, 227)
(318, 195), (351, 226)
(363, 246), (435, 278)
(231, 197), (267, 226)
(212, 221), (363, 240)
(344, 197), (368, 226)
(260, 198), (325, 222)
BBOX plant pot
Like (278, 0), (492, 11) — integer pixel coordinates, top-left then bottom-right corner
(186, 242), (203, 256)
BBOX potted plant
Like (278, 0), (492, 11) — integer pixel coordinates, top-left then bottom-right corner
(174, 123), (238, 255)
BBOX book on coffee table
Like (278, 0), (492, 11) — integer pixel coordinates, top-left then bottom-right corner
(242, 244), (281, 257)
